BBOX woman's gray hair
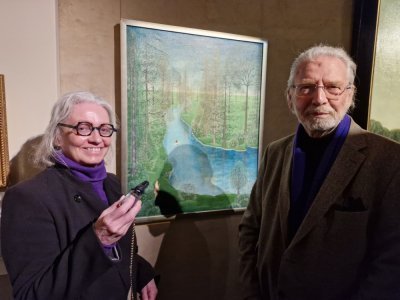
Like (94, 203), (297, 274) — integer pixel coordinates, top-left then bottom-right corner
(286, 45), (357, 108)
(34, 91), (118, 167)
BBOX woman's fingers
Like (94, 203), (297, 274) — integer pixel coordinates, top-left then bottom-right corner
(94, 196), (142, 245)
(113, 195), (142, 219)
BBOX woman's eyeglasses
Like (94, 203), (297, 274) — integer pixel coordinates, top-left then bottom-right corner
(57, 122), (117, 137)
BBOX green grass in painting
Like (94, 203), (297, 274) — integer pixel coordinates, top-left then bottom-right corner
(370, 119), (400, 142)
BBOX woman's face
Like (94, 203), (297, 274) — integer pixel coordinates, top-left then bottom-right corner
(56, 102), (112, 166)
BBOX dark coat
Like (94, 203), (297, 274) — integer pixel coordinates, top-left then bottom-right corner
(1, 165), (155, 300)
(239, 120), (400, 300)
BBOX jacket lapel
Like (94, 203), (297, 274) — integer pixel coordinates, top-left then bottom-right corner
(279, 138), (294, 246)
(288, 120), (368, 248)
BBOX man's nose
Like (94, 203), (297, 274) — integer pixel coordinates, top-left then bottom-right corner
(312, 86), (328, 105)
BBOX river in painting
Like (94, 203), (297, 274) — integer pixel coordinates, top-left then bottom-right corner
(163, 108), (258, 196)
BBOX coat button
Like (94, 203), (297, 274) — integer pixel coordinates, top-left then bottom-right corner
(74, 194), (82, 203)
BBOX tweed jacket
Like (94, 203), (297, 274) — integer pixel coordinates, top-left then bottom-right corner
(1, 165), (155, 300)
(239, 119), (400, 300)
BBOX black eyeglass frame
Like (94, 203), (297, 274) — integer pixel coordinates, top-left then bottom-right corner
(57, 122), (118, 137)
(291, 83), (354, 99)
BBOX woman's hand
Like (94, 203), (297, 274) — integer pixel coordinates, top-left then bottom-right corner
(93, 194), (141, 245)
(140, 279), (158, 300)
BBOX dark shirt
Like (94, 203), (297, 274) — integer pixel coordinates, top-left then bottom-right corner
(288, 127), (333, 241)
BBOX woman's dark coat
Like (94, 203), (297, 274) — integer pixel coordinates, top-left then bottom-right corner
(1, 165), (155, 299)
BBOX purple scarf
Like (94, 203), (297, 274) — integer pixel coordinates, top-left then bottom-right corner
(55, 152), (109, 205)
(55, 153), (117, 253)
(289, 114), (351, 239)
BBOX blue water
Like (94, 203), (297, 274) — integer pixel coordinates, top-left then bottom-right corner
(163, 108), (258, 195)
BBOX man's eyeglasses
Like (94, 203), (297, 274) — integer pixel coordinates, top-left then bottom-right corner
(57, 122), (117, 137)
(291, 83), (353, 99)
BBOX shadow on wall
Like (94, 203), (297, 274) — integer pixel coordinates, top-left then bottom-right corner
(151, 192), (242, 300)
(7, 135), (45, 187)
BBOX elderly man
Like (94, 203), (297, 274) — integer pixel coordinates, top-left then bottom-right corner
(238, 45), (400, 300)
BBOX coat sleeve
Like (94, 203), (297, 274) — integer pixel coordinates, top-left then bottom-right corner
(104, 173), (156, 292)
(1, 182), (122, 299)
(137, 254), (156, 290)
(238, 150), (267, 300)
(352, 168), (400, 299)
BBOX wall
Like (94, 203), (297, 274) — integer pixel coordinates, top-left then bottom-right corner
(0, 0), (59, 159)
(1, 0), (354, 299)
(0, 0), (59, 186)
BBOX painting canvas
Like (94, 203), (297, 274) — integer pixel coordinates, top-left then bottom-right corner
(368, 0), (400, 142)
(120, 20), (267, 222)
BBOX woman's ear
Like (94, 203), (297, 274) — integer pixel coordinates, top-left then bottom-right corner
(54, 133), (62, 149)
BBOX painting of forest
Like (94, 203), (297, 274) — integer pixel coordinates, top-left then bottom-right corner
(120, 20), (267, 221)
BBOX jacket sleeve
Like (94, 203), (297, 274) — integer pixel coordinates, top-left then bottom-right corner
(137, 254), (156, 290)
(238, 151), (267, 300)
(105, 173), (156, 292)
(352, 168), (400, 300)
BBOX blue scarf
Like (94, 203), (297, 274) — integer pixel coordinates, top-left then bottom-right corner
(289, 114), (351, 240)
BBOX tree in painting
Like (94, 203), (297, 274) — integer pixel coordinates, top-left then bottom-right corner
(125, 25), (265, 218)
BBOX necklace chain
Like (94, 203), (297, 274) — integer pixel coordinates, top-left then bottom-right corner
(130, 222), (137, 300)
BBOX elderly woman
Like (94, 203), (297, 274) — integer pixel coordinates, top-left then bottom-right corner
(1, 92), (157, 299)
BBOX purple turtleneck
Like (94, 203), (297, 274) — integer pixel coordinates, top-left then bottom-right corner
(55, 152), (117, 256)
(55, 152), (109, 205)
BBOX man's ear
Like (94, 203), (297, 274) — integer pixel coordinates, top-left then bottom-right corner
(287, 90), (294, 112)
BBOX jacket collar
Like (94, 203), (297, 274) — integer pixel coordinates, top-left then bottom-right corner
(283, 119), (368, 248)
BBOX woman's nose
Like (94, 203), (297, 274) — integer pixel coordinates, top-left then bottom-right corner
(88, 128), (102, 142)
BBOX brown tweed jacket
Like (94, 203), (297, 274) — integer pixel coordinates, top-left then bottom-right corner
(239, 119), (400, 300)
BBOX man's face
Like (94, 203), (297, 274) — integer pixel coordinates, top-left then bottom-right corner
(287, 55), (354, 138)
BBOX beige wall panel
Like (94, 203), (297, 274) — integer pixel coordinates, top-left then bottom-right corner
(0, 0), (58, 159)
(59, 0), (121, 172)
(58, 0), (120, 104)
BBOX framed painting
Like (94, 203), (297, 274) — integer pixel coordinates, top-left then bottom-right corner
(0, 74), (9, 188)
(351, 0), (400, 142)
(120, 19), (267, 222)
